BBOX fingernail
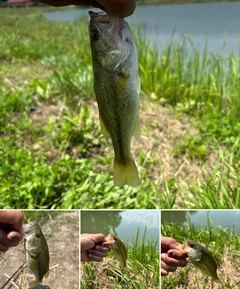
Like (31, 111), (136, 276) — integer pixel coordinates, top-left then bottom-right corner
(88, 254), (93, 260)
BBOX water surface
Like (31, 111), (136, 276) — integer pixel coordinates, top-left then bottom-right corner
(44, 2), (240, 54)
(81, 210), (160, 245)
(162, 210), (240, 234)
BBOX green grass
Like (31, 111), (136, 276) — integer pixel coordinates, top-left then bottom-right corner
(161, 214), (240, 288)
(81, 227), (159, 289)
(0, 8), (239, 208)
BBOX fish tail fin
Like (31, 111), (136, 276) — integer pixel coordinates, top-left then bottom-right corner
(113, 157), (140, 187)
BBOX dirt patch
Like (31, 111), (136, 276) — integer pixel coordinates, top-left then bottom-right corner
(0, 211), (79, 289)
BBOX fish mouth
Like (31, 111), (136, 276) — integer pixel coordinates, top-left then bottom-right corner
(22, 221), (37, 236)
(178, 239), (190, 254)
(89, 11), (128, 41)
(89, 11), (110, 24)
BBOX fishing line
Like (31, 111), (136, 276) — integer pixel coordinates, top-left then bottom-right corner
(0, 262), (25, 289)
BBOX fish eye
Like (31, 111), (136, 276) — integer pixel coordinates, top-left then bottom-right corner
(190, 243), (194, 248)
(35, 232), (41, 238)
(91, 30), (100, 41)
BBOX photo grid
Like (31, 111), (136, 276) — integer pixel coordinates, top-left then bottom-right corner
(1, 1), (239, 289)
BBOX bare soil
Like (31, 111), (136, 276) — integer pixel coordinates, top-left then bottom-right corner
(0, 211), (79, 289)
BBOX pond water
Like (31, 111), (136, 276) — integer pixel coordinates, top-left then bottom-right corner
(162, 210), (240, 234)
(44, 2), (240, 55)
(81, 210), (159, 245)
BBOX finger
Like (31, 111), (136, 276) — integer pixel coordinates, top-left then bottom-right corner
(94, 245), (111, 253)
(162, 252), (187, 268)
(0, 210), (23, 232)
(88, 253), (103, 262)
(90, 234), (106, 244)
(161, 254), (177, 272)
(6, 231), (23, 243)
(88, 248), (108, 258)
(102, 241), (110, 248)
(97, 0), (136, 17)
(0, 243), (9, 253)
(161, 268), (169, 276)
(168, 249), (188, 260)
(36, 0), (104, 9)
(0, 230), (21, 248)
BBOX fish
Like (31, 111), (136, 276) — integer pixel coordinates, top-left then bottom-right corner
(89, 10), (141, 187)
(23, 221), (50, 287)
(106, 234), (128, 267)
(180, 239), (221, 283)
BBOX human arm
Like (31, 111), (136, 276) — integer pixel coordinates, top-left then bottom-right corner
(36, 0), (136, 17)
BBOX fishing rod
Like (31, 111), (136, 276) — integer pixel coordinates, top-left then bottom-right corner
(0, 262), (25, 289)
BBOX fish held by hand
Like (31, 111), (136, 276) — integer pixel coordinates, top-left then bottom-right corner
(106, 234), (128, 268)
(89, 10), (141, 187)
(181, 239), (221, 283)
(23, 221), (50, 287)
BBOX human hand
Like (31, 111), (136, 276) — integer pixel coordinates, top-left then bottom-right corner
(0, 210), (24, 252)
(81, 233), (111, 262)
(36, 0), (136, 17)
(161, 237), (188, 276)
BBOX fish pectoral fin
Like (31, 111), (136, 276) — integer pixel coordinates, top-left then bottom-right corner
(44, 269), (50, 278)
(114, 157), (140, 187)
(133, 116), (141, 144)
(99, 115), (110, 142)
(29, 280), (40, 288)
(213, 277), (221, 283)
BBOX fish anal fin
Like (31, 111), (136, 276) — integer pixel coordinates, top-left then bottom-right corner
(114, 157), (140, 187)
(99, 115), (109, 142)
(133, 116), (141, 143)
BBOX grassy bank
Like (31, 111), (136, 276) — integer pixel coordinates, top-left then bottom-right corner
(0, 8), (239, 209)
(161, 213), (240, 288)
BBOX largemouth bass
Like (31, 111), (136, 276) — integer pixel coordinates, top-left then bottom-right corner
(181, 239), (221, 283)
(23, 221), (50, 287)
(106, 234), (127, 268)
(89, 10), (141, 187)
